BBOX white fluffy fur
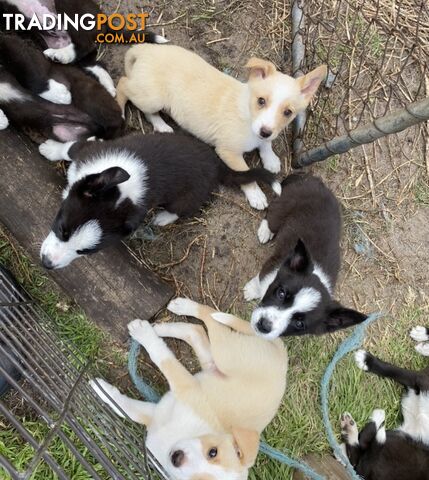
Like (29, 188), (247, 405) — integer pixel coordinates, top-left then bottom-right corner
(0, 109), (9, 129)
(65, 149), (148, 206)
(85, 65), (116, 98)
(44, 43), (76, 64)
(354, 349), (369, 371)
(257, 219), (274, 244)
(153, 210), (179, 226)
(0, 82), (28, 102)
(398, 390), (429, 445)
(40, 220), (102, 269)
(410, 326), (429, 343)
(313, 264), (333, 295)
(39, 79), (72, 104)
(39, 139), (75, 161)
(243, 268), (279, 302)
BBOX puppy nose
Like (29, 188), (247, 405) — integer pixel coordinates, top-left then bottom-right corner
(41, 255), (54, 270)
(256, 317), (272, 334)
(171, 450), (185, 468)
(259, 127), (272, 138)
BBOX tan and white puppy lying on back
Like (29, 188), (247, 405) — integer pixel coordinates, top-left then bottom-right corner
(116, 44), (327, 209)
(91, 298), (287, 480)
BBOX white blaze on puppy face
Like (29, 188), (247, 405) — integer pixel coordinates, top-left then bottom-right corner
(167, 435), (246, 480)
(251, 287), (321, 339)
(40, 220), (102, 269)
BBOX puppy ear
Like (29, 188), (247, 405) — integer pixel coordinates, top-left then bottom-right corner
(232, 427), (260, 467)
(82, 167), (130, 197)
(245, 57), (277, 79)
(325, 302), (367, 332)
(284, 239), (311, 273)
(298, 65), (327, 103)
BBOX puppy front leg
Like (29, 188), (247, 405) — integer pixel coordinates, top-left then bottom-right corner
(128, 320), (198, 394)
(243, 256), (280, 301)
(145, 113), (173, 134)
(0, 109), (9, 130)
(38, 137), (98, 162)
(259, 142), (281, 174)
(216, 148), (268, 210)
(90, 378), (155, 425)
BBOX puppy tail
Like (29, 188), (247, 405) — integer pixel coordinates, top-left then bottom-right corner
(220, 165), (280, 194)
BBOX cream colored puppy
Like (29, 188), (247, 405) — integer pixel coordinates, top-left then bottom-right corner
(116, 44), (327, 209)
(91, 298), (287, 480)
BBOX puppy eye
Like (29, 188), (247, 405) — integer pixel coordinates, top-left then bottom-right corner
(284, 109), (292, 117)
(257, 97), (266, 107)
(294, 314), (306, 330)
(208, 447), (218, 459)
(276, 287), (286, 300)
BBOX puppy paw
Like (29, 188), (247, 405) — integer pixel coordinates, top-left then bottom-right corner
(244, 186), (268, 210)
(355, 349), (369, 371)
(90, 378), (125, 417)
(153, 123), (174, 134)
(340, 412), (358, 444)
(257, 219), (274, 244)
(39, 79), (72, 105)
(39, 140), (68, 161)
(243, 276), (260, 301)
(44, 44), (76, 64)
(272, 181), (282, 196)
(0, 110), (9, 130)
(128, 319), (157, 346)
(167, 298), (198, 317)
(261, 152), (281, 173)
(410, 326), (429, 343)
(415, 342), (429, 356)
(152, 211), (179, 226)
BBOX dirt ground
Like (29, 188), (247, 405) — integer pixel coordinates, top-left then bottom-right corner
(99, 0), (428, 324)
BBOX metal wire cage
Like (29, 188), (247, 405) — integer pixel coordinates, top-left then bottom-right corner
(292, 0), (429, 165)
(0, 265), (169, 480)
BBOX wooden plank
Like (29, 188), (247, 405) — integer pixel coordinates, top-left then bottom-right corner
(0, 129), (173, 340)
(293, 454), (350, 480)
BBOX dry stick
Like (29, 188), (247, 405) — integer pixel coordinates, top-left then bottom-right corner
(426, 76), (429, 179)
(297, 97), (429, 166)
(362, 144), (377, 207)
(199, 236), (208, 301)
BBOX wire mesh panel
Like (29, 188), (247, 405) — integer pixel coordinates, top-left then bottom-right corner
(293, 0), (429, 163)
(0, 265), (169, 480)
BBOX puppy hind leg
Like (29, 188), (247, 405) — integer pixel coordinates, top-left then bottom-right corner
(90, 378), (155, 425)
(152, 210), (179, 226)
(153, 323), (214, 371)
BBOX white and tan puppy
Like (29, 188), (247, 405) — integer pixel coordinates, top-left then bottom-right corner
(116, 44), (327, 209)
(91, 298), (288, 479)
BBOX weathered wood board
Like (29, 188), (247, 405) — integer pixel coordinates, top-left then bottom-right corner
(0, 129), (174, 340)
(293, 454), (350, 480)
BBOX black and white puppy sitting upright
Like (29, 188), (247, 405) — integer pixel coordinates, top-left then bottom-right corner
(244, 173), (366, 338)
(38, 134), (279, 269)
(339, 328), (429, 480)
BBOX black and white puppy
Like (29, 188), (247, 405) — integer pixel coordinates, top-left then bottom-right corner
(0, 67), (97, 140)
(38, 133), (280, 269)
(0, 34), (123, 139)
(0, 0), (167, 96)
(244, 173), (366, 338)
(339, 329), (429, 480)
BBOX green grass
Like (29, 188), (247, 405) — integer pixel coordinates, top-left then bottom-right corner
(414, 181), (429, 205)
(1, 227), (428, 479)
